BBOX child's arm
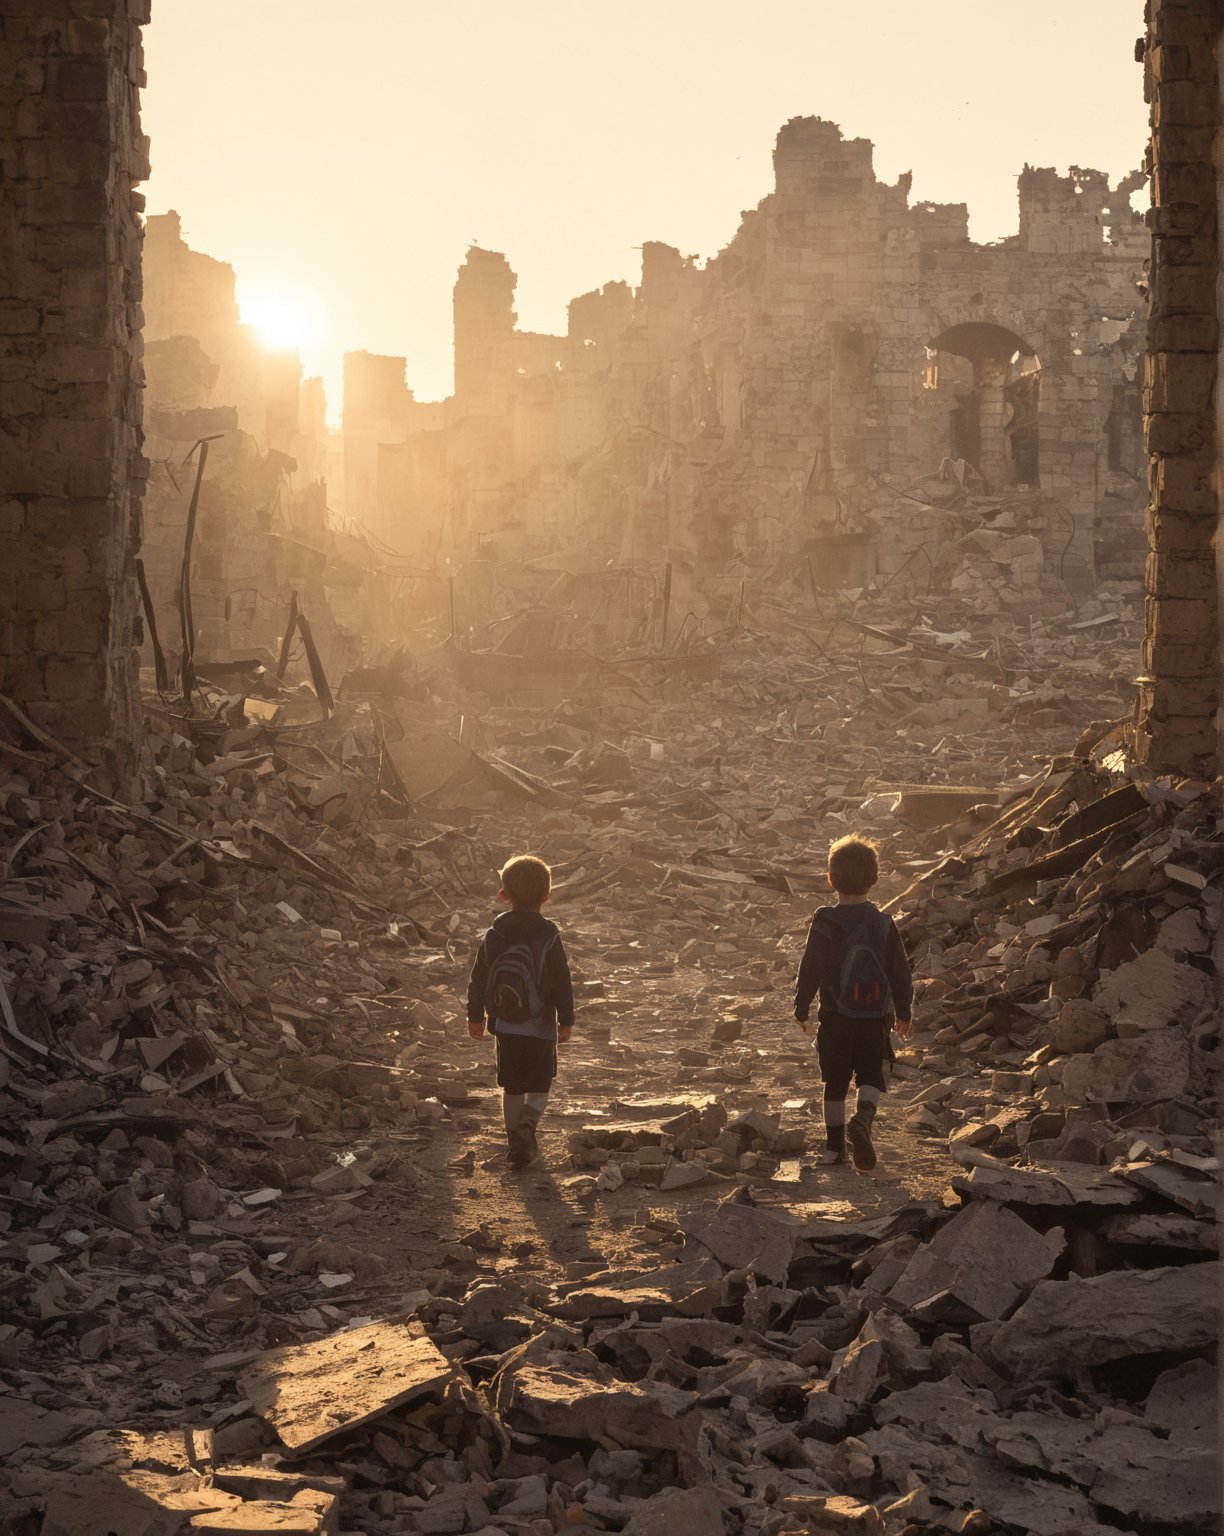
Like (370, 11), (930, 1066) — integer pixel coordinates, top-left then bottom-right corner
(466, 939), (490, 1038)
(550, 938), (576, 1042)
(793, 916), (829, 1028)
(886, 920), (914, 1036)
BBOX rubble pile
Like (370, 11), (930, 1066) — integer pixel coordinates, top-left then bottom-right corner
(565, 1102), (808, 1195)
(1, 563), (1219, 1536)
(7, 1171), (1216, 1534)
(0, 688), (495, 1415)
(893, 757), (1221, 1172)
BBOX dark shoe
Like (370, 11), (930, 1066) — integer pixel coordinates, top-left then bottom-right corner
(506, 1126), (531, 1168)
(847, 1114), (877, 1171)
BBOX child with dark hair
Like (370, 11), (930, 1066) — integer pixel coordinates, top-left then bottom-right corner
(793, 835), (913, 1170)
(466, 855), (575, 1169)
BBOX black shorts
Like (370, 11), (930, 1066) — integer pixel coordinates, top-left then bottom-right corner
(816, 1015), (888, 1096)
(494, 1031), (557, 1094)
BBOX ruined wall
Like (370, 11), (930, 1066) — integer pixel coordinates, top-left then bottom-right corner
(134, 216), (385, 683)
(0, 2), (148, 769)
(144, 211), (314, 463)
(1135, 0), (1222, 776)
(364, 120), (1149, 605)
(342, 350), (410, 547)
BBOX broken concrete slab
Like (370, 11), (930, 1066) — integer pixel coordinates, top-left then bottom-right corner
(990, 1261), (1220, 1371)
(1060, 1418), (1221, 1530)
(620, 1485), (726, 1534)
(239, 1321), (456, 1454)
(959, 1449), (1121, 1536)
(1060, 1027), (1192, 1104)
(779, 1493), (884, 1533)
(495, 1361), (701, 1453)
(873, 1378), (1001, 1450)
(682, 1198), (799, 1284)
(1114, 1158), (1224, 1216)
(1099, 1210), (1218, 1249)
(1047, 998), (1111, 1054)
(187, 1489), (339, 1534)
(553, 1258), (726, 1320)
(951, 1159), (1139, 1208)
(1144, 1358), (1218, 1448)
(887, 1200), (1064, 1322)
(660, 1161), (731, 1192)
(24, 1429), (342, 1536)
(1092, 946), (1212, 1029)
(0, 1394), (79, 1458)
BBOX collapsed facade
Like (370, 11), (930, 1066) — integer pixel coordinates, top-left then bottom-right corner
(136, 211), (427, 685)
(0, 6), (1219, 779)
(0, 6), (1221, 1532)
(350, 120), (1149, 605)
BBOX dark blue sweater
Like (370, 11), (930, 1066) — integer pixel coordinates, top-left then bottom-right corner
(794, 901), (914, 1024)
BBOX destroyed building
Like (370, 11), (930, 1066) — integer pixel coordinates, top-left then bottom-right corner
(352, 120), (1150, 603)
(136, 210), (432, 686)
(0, 1), (1221, 1533)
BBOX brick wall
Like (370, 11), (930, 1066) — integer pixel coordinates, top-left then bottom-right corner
(1136, 0), (1222, 775)
(0, 1), (149, 777)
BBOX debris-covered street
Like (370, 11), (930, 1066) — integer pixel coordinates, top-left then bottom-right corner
(1, 1), (1222, 1532)
(2, 567), (1219, 1534)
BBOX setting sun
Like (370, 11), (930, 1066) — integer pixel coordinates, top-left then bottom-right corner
(240, 290), (308, 352)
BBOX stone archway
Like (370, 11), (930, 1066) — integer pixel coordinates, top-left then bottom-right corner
(928, 321), (1041, 491)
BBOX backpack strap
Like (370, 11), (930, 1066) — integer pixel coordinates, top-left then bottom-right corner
(531, 931), (558, 984)
(812, 908), (846, 989)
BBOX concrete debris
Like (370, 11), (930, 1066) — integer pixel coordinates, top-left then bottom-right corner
(1, 370), (1218, 1536)
(239, 1323), (457, 1454)
(886, 1200), (1064, 1322)
(990, 1261), (1221, 1370)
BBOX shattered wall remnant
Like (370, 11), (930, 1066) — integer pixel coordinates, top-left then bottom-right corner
(138, 220), (420, 687)
(1135, 0), (1222, 776)
(0, 1), (149, 770)
(341, 350), (411, 546)
(353, 119), (1150, 602)
(144, 210), (319, 466)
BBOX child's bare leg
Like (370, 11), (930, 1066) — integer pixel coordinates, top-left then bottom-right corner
(503, 1092), (525, 1132)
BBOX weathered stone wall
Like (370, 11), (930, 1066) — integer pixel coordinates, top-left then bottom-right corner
(1136, 0), (1222, 776)
(0, 1), (149, 771)
(364, 119), (1149, 604)
(342, 350), (411, 547)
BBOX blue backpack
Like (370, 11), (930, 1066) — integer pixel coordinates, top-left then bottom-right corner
(817, 907), (893, 1019)
(486, 933), (557, 1028)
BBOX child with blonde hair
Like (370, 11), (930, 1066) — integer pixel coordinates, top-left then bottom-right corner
(466, 855), (575, 1169)
(793, 835), (913, 1170)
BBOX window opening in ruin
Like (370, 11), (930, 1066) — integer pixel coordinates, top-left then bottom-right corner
(1105, 381), (1142, 476)
(928, 321), (1040, 489)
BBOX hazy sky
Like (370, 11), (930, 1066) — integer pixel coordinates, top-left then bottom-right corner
(142, 2), (1148, 413)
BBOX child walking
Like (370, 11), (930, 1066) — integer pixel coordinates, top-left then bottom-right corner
(466, 855), (575, 1169)
(793, 835), (913, 1170)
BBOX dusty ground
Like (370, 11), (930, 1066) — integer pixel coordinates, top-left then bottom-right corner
(158, 863), (960, 1398)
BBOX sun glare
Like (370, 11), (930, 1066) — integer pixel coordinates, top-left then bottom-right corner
(241, 292), (308, 352)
